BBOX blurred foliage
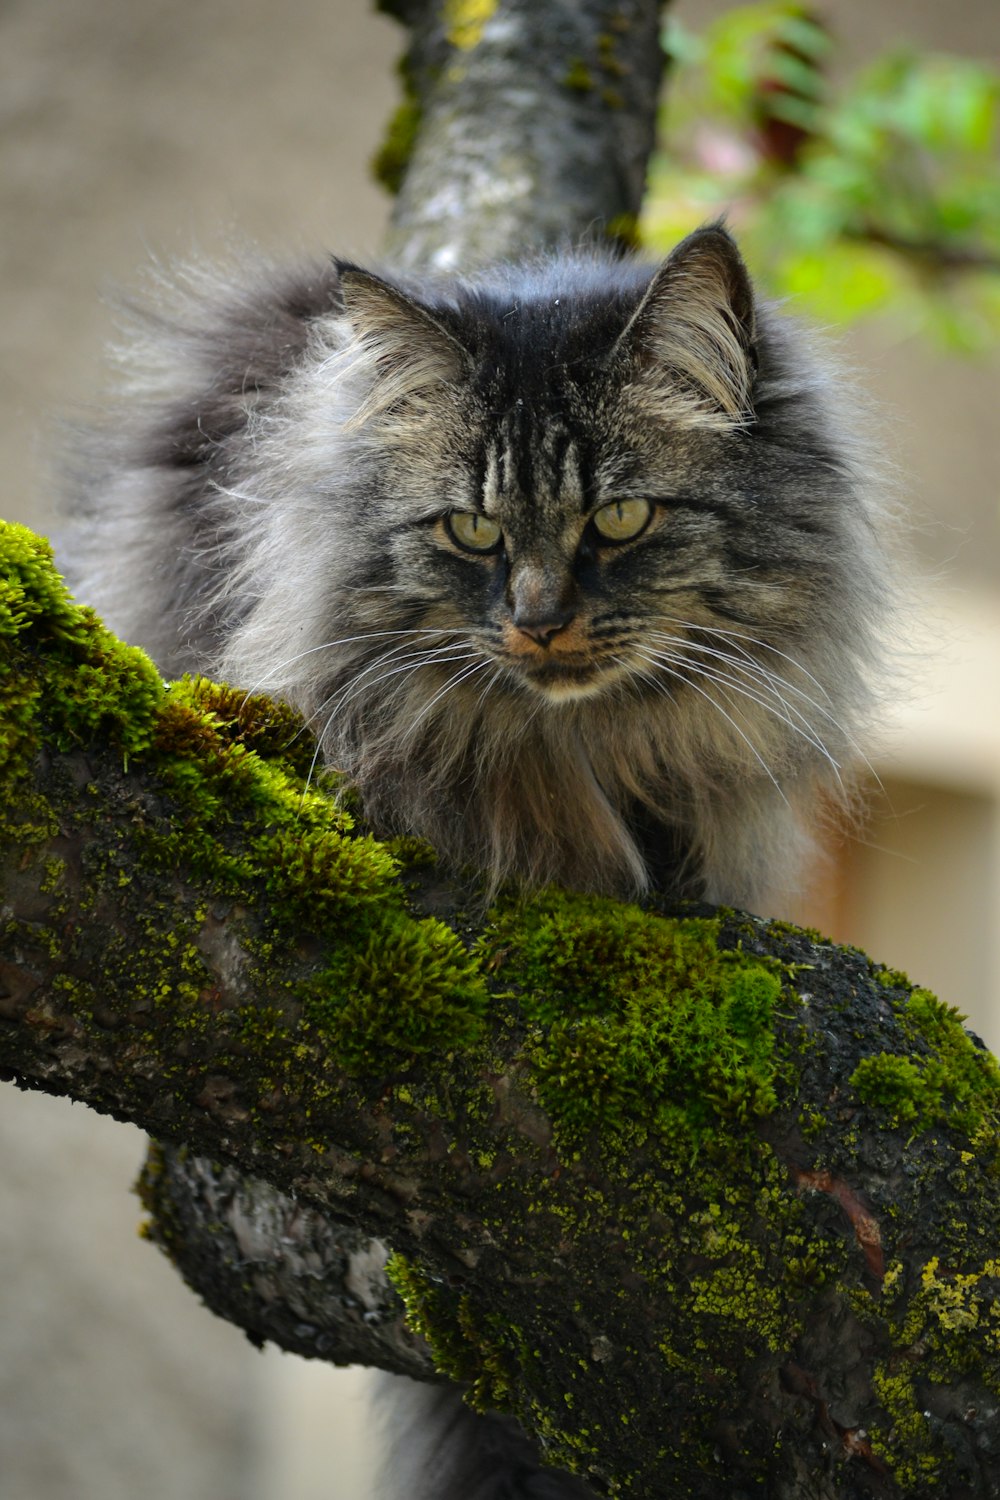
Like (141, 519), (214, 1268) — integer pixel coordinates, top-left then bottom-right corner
(643, 4), (1000, 349)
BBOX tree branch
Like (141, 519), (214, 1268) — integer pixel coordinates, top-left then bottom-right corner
(378, 0), (665, 270)
(4, 522), (1000, 1496)
(844, 222), (1000, 277)
(136, 1143), (434, 1379)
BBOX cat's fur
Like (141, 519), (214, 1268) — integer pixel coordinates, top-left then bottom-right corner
(65, 225), (889, 1498)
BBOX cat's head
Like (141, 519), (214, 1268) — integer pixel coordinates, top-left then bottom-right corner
(313, 225), (862, 721)
(222, 225), (880, 833)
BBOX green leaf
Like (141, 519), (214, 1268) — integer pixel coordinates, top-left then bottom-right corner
(645, 9), (1000, 350)
(773, 244), (899, 321)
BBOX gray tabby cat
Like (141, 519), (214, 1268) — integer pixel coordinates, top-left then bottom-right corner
(67, 224), (887, 1497)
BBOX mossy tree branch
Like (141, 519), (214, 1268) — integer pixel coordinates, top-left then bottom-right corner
(4, 524), (1000, 1497)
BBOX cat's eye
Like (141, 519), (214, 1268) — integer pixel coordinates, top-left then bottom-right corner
(445, 510), (503, 555)
(591, 498), (653, 544)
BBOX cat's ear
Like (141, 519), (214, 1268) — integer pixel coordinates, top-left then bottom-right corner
(615, 225), (757, 426)
(336, 263), (468, 414)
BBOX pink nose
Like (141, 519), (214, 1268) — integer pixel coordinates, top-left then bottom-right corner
(512, 609), (575, 647)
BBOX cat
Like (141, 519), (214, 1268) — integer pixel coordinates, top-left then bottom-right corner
(66, 223), (889, 1498)
(68, 224), (887, 915)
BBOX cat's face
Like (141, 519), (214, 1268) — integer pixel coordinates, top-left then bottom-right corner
(336, 228), (804, 714)
(207, 229), (880, 898)
(398, 416), (744, 707)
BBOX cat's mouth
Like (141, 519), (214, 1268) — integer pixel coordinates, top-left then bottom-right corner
(515, 655), (626, 703)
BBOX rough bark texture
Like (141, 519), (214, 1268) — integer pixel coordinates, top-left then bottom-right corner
(138, 1144), (434, 1379)
(4, 523), (1000, 1498)
(377, 0), (665, 270)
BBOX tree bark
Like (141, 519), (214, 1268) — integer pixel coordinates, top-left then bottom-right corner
(137, 1144), (435, 1379)
(4, 522), (1000, 1497)
(378, 0), (664, 271)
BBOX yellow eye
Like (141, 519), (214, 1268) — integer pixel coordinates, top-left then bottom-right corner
(591, 498), (653, 544)
(445, 510), (503, 554)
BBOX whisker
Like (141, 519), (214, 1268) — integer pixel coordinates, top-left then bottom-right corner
(645, 631), (839, 744)
(649, 627), (836, 723)
(311, 642), (483, 731)
(472, 663), (505, 713)
(660, 615), (834, 702)
(242, 626), (464, 696)
(400, 658), (493, 743)
(630, 648), (790, 804)
(300, 641), (483, 796)
(640, 644), (842, 780)
(650, 618), (884, 792)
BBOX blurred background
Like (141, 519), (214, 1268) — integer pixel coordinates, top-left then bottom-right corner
(0, 1), (997, 1497)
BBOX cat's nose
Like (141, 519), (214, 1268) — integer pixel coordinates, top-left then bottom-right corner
(512, 609), (575, 647)
(508, 562), (576, 647)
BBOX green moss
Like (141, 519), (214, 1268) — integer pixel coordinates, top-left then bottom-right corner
(871, 1253), (1000, 1369)
(798, 1103), (827, 1141)
(302, 910), (487, 1074)
(876, 964), (913, 989)
(850, 1243), (1000, 1486)
(851, 986), (1000, 1134)
(564, 57), (594, 92)
(687, 1253), (786, 1354)
(162, 677), (319, 781)
(39, 855), (67, 896)
(387, 1251), (525, 1406)
(1, 524), (163, 781)
(373, 94), (423, 196)
(380, 832), (439, 870)
(485, 890), (782, 1153)
(871, 1364), (941, 1488)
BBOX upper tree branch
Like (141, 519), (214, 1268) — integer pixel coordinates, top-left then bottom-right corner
(379, 0), (665, 270)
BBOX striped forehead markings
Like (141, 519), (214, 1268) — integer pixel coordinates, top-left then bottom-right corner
(480, 421), (586, 511)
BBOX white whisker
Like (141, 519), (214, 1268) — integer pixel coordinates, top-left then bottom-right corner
(241, 626), (463, 697)
(640, 643), (842, 782)
(630, 648), (790, 805)
(299, 640), (484, 796)
(660, 615), (834, 701)
(400, 658), (493, 743)
(650, 626), (835, 723)
(311, 642), (483, 731)
(648, 618), (884, 792)
(646, 630), (840, 741)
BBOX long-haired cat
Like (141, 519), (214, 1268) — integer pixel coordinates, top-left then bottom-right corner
(66, 224), (888, 1498)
